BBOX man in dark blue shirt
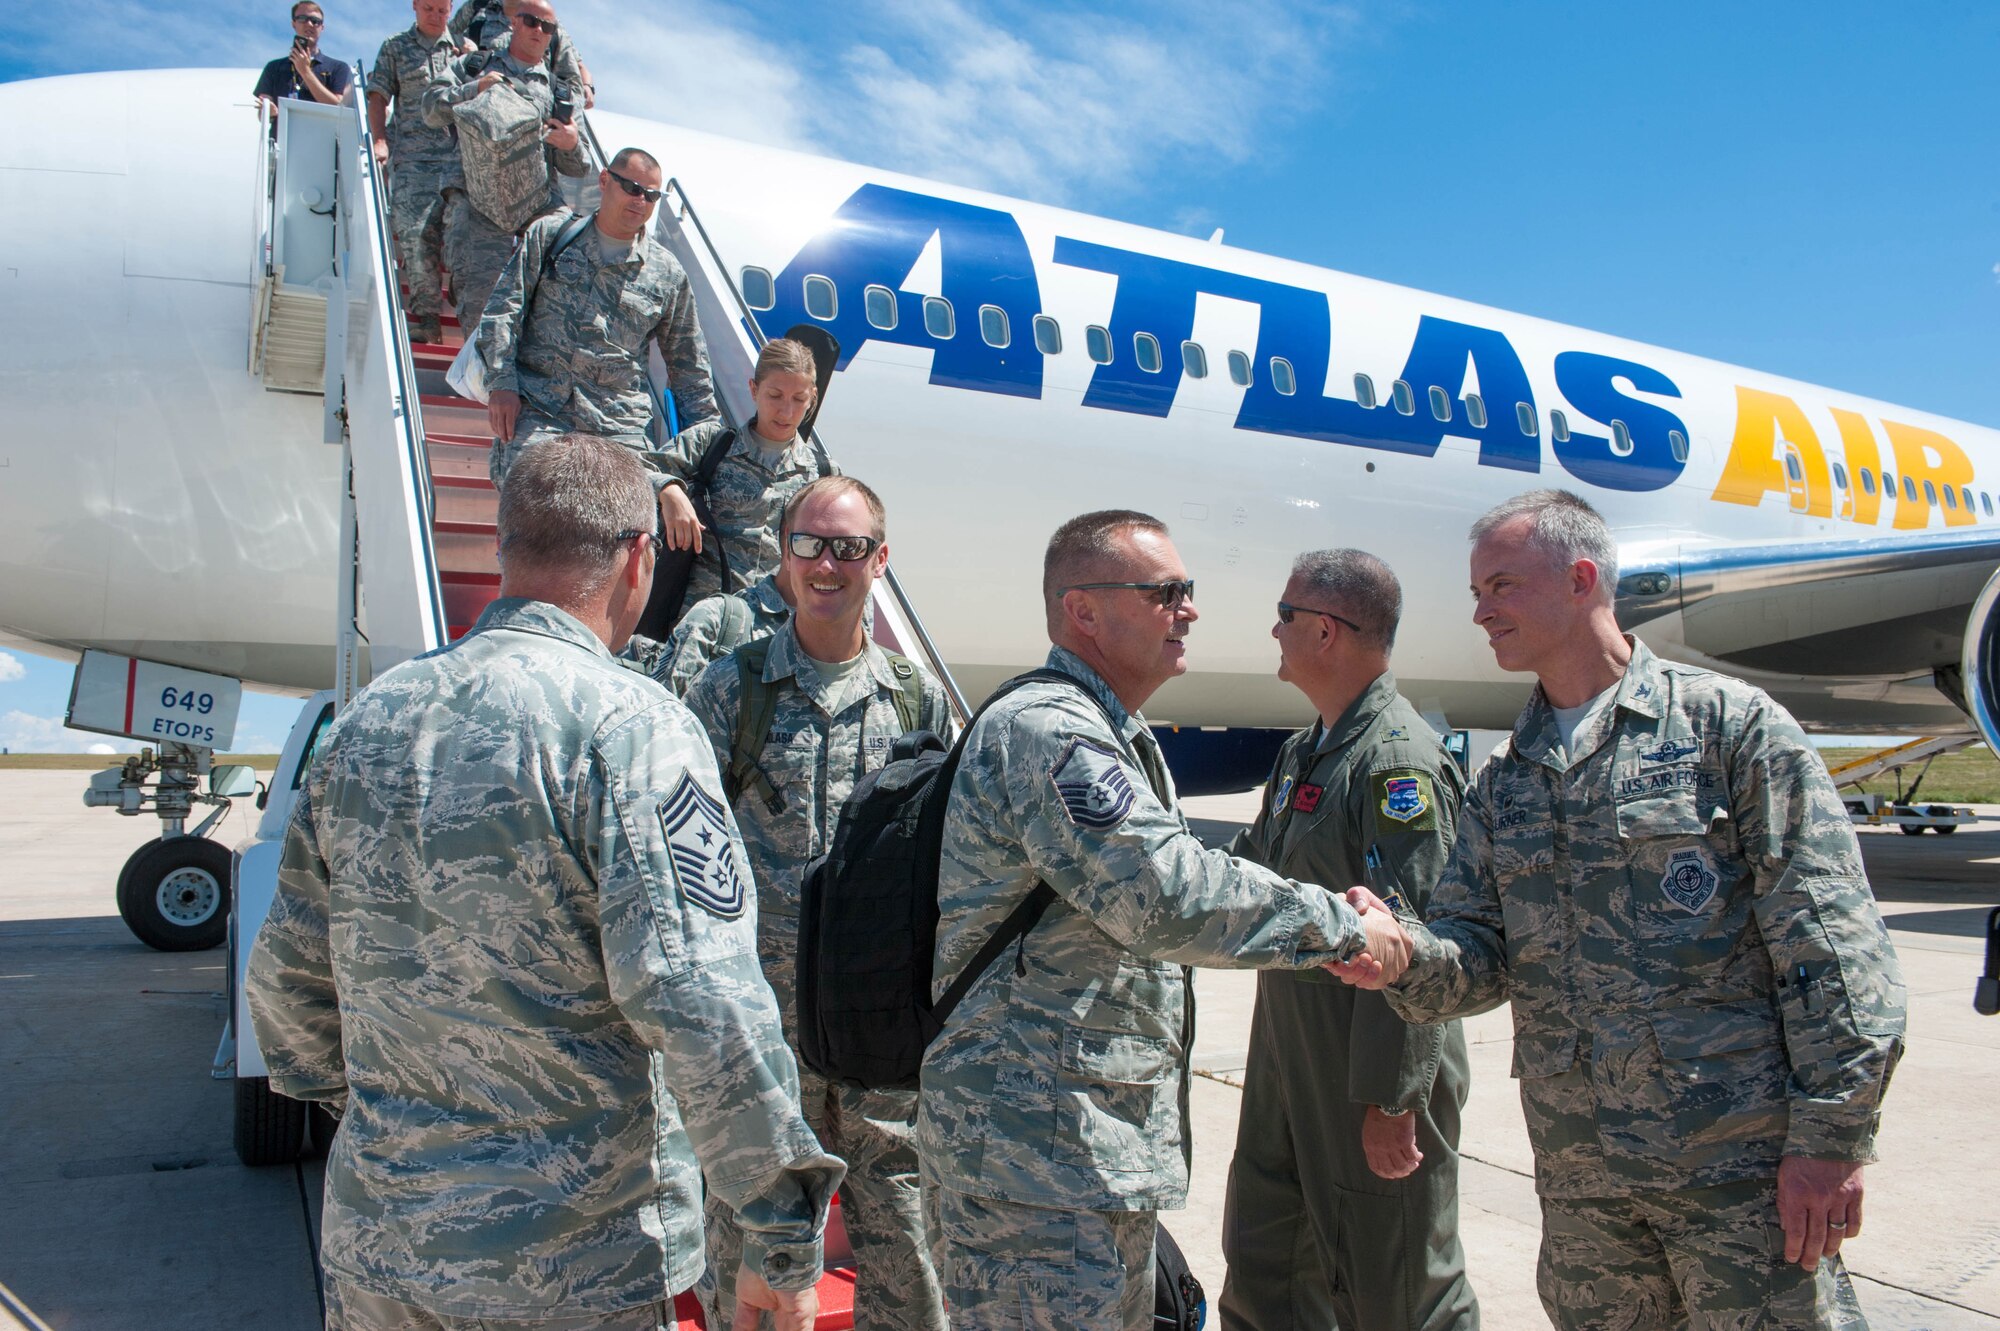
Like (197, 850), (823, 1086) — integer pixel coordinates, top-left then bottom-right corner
(252, 1), (353, 116)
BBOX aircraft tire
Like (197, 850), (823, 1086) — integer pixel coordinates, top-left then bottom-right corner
(115, 836), (231, 951)
(233, 1076), (308, 1167)
(1899, 824), (1927, 836)
(1934, 823), (1959, 835)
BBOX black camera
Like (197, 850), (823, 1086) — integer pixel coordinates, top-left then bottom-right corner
(551, 87), (574, 124)
(292, 34), (310, 52)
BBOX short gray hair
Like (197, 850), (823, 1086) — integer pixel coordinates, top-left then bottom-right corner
(497, 435), (656, 584)
(1469, 489), (1618, 599)
(1042, 509), (1170, 634)
(1290, 549), (1401, 652)
(609, 146), (660, 176)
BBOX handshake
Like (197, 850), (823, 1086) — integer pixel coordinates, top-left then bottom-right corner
(1325, 887), (1413, 989)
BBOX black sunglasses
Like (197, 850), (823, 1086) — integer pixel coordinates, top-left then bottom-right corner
(293, 12), (324, 22)
(513, 12), (557, 33)
(615, 528), (663, 555)
(1277, 600), (1360, 631)
(787, 532), (879, 562)
(1060, 579), (1195, 610)
(605, 169), (663, 204)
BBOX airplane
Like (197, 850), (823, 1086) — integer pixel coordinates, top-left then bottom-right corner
(6, 66), (2000, 941)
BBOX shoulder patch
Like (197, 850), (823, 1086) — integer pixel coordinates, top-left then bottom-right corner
(657, 774), (747, 918)
(1272, 773), (1295, 814)
(1372, 769), (1437, 832)
(1049, 738), (1138, 829)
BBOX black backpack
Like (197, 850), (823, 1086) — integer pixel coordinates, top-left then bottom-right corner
(795, 668), (1118, 1092)
(1154, 1223), (1207, 1329)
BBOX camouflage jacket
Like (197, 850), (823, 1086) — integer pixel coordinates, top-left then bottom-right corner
(368, 25), (460, 165)
(447, 0), (506, 47)
(656, 573), (792, 695)
(244, 598), (840, 1316)
(656, 417), (831, 607)
(683, 623), (954, 1041)
(920, 646), (1370, 1210)
(420, 49), (589, 202)
(1386, 637), (1906, 1198)
(1230, 672), (1464, 1112)
(476, 211), (718, 443)
(459, 1), (587, 97)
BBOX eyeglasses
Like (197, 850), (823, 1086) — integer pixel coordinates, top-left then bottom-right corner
(605, 169), (664, 204)
(787, 532), (879, 562)
(1277, 601), (1360, 631)
(1060, 579), (1196, 610)
(293, 12), (324, 23)
(615, 528), (663, 555)
(513, 12), (557, 33)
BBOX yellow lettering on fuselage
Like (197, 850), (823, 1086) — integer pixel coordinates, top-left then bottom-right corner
(1714, 389), (1977, 529)
(1828, 408), (1881, 526)
(1712, 387), (1831, 517)
(1883, 419), (1976, 529)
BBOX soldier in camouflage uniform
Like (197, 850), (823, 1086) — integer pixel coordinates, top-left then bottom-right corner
(367, 0), (462, 344)
(638, 570), (793, 695)
(1338, 490), (1905, 1330)
(453, 0), (591, 104)
(922, 510), (1415, 1331)
(478, 146), (717, 492)
(420, 0), (589, 333)
(683, 477), (952, 1331)
(656, 338), (831, 613)
(1219, 550), (1478, 1331)
(245, 436), (841, 1331)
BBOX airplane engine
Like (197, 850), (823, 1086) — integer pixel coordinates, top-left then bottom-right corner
(1960, 568), (2000, 753)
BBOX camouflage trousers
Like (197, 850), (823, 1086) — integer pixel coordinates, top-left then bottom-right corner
(387, 161), (450, 327)
(489, 422), (659, 492)
(928, 1187), (1156, 1331)
(325, 1280), (674, 1330)
(442, 189), (557, 334)
(1537, 1179), (1869, 1330)
(702, 1070), (946, 1331)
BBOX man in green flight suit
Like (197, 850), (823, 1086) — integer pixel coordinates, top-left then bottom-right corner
(1219, 549), (1478, 1331)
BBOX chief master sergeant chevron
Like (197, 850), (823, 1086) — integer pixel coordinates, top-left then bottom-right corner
(245, 435), (841, 1331)
(1336, 489), (1905, 1330)
(921, 509), (1415, 1331)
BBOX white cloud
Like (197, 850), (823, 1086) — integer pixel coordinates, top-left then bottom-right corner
(0, 651), (24, 684)
(0, 710), (139, 755)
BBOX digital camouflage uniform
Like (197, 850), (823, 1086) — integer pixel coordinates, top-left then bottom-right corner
(421, 49), (589, 331)
(1219, 671), (1478, 1331)
(684, 623), (955, 1331)
(922, 645), (1375, 1331)
(656, 416), (831, 609)
(650, 573), (791, 695)
(1386, 638), (1905, 1330)
(245, 598), (842, 1326)
(368, 25), (460, 334)
(477, 208), (717, 489)
(448, 0), (508, 48)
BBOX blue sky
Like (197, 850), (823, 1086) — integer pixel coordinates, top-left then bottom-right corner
(3, 2), (1996, 749)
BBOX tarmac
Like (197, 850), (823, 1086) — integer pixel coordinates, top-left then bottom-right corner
(0, 768), (1995, 1330)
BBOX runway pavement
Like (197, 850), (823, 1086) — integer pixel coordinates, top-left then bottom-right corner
(0, 769), (1995, 1329)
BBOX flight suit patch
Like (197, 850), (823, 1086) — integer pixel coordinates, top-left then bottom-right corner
(1273, 774), (1295, 814)
(1372, 769), (1436, 831)
(1292, 783), (1323, 813)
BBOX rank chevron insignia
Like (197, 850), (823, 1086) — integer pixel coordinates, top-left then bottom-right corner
(1049, 738), (1137, 829)
(657, 774), (747, 918)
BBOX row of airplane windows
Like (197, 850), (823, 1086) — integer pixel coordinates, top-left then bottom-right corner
(742, 268), (1984, 518)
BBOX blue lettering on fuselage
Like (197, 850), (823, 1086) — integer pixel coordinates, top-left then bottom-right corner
(762, 185), (1688, 490)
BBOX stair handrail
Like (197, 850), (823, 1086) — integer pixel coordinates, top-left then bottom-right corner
(654, 174), (970, 719)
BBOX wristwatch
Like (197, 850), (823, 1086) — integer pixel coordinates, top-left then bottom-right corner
(1377, 1105), (1410, 1118)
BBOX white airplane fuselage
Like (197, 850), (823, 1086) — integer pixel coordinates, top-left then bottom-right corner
(4, 69), (1995, 735)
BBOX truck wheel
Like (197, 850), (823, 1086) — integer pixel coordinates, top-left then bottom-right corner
(1934, 823), (1959, 836)
(233, 1076), (308, 1166)
(115, 836), (231, 951)
(1899, 823), (1926, 836)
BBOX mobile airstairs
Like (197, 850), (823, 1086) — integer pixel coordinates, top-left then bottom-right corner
(221, 94), (965, 1328)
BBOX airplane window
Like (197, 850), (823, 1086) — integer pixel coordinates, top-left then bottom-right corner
(979, 305), (1011, 349)
(1271, 357), (1297, 396)
(1086, 324), (1113, 364)
(1944, 484), (1958, 510)
(1182, 341), (1208, 379)
(1669, 429), (1689, 463)
(1516, 402), (1538, 436)
(1033, 314), (1062, 355)
(923, 296), (955, 340)
(804, 275), (837, 322)
(1610, 420), (1635, 457)
(1354, 374), (1377, 409)
(1784, 453), (1803, 483)
(1923, 479), (1938, 507)
(1228, 351), (1252, 386)
(1464, 394), (1488, 429)
(1832, 462), (1849, 491)
(1881, 473), (1894, 499)
(1549, 409), (1569, 443)
(1135, 332), (1163, 374)
(1429, 386), (1451, 422)
(741, 267), (775, 311)
(1984, 493), (1993, 516)
(1903, 474), (1918, 503)
(1859, 469), (1876, 496)
(1392, 380), (1415, 416)
(864, 285), (898, 331)
(1965, 486), (1979, 515)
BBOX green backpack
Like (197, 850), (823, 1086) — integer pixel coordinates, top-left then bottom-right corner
(725, 642), (923, 812)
